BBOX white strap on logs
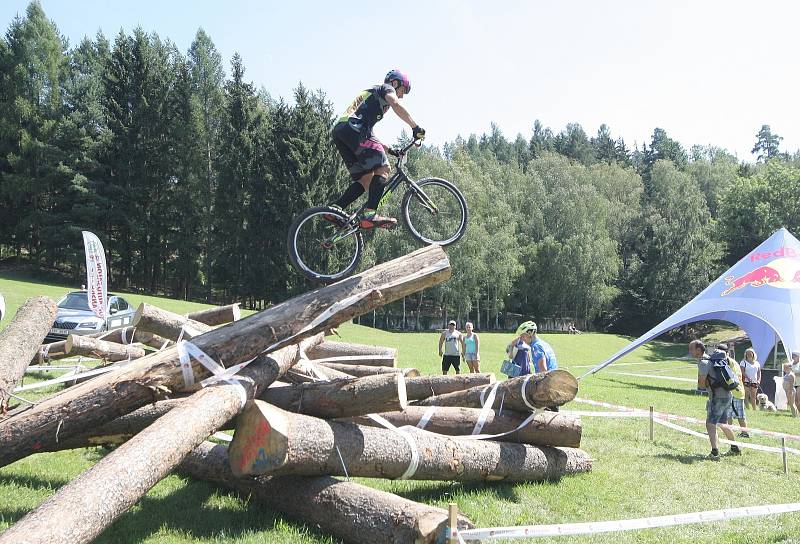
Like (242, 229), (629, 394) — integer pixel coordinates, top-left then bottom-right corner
(176, 340), (248, 408)
(367, 413), (421, 480)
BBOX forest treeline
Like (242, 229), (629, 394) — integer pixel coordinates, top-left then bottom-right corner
(2, 2), (800, 333)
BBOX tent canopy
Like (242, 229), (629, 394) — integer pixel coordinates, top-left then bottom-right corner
(585, 228), (800, 377)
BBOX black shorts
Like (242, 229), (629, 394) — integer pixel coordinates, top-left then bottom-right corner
(442, 355), (461, 373)
(332, 123), (388, 180)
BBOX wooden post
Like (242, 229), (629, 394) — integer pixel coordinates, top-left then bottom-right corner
(65, 335), (146, 362)
(0, 245), (450, 467)
(405, 373), (495, 401)
(186, 303), (240, 326)
(783, 437), (789, 474)
(318, 362), (420, 378)
(649, 406), (654, 441)
(448, 503), (458, 543)
(0, 296), (58, 412)
(307, 341), (397, 365)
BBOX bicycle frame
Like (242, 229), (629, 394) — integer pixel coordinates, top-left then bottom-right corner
(327, 139), (435, 244)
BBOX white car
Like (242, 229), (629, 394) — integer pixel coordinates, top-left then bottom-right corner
(45, 291), (136, 343)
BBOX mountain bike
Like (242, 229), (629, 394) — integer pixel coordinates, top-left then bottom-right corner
(287, 139), (468, 283)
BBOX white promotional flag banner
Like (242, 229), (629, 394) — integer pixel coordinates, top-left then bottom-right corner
(82, 231), (108, 319)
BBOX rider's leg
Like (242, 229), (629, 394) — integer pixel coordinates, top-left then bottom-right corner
(359, 165), (397, 229)
(332, 181), (365, 209)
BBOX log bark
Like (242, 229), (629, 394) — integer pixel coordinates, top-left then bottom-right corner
(259, 372), (407, 418)
(416, 370), (578, 411)
(319, 362), (420, 378)
(0, 245), (450, 467)
(230, 401), (592, 481)
(177, 441), (474, 544)
(0, 337), (318, 544)
(65, 334), (146, 362)
(307, 341), (398, 366)
(285, 358), (354, 383)
(187, 303), (240, 326)
(132, 303), (213, 341)
(405, 373), (495, 401)
(32, 328), (169, 365)
(345, 406), (582, 448)
(0, 297), (57, 412)
(312, 353), (397, 367)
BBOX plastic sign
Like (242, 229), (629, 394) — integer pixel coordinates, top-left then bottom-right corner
(82, 231), (107, 319)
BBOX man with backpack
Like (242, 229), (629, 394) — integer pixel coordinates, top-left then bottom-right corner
(691, 340), (741, 460)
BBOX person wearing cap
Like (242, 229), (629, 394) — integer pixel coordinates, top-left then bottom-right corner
(529, 323), (558, 373)
(507, 321), (536, 375)
(438, 320), (462, 375)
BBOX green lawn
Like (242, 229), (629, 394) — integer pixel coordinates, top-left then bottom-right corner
(2, 277), (800, 543)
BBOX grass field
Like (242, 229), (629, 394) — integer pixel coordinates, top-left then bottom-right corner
(2, 275), (800, 543)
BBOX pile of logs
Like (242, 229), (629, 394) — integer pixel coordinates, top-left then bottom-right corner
(0, 245), (590, 544)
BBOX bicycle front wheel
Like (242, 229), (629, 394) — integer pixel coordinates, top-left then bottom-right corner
(287, 206), (363, 283)
(401, 177), (468, 246)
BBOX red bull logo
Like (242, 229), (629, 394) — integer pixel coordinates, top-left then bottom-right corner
(721, 257), (800, 296)
(750, 246), (799, 262)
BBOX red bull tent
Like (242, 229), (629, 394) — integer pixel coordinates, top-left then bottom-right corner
(583, 228), (800, 378)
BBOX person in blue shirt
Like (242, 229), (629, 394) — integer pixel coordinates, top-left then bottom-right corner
(529, 324), (558, 372)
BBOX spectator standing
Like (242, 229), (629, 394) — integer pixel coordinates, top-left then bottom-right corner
(529, 324), (558, 373)
(461, 321), (480, 373)
(740, 348), (761, 411)
(507, 321), (536, 375)
(719, 343), (748, 438)
(438, 320), (462, 375)
(691, 340), (740, 460)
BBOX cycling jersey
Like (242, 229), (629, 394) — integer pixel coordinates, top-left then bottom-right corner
(336, 84), (395, 137)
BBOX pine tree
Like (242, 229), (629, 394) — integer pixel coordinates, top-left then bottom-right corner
(751, 124), (782, 162)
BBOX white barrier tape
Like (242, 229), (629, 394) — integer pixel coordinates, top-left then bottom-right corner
(14, 364), (121, 392)
(212, 432), (232, 442)
(570, 360), (691, 369)
(561, 410), (646, 418)
(367, 413), (420, 480)
(475, 382), (502, 434)
(416, 405), (438, 429)
(574, 397), (800, 443)
(608, 371), (696, 383)
(454, 502), (800, 540)
(26, 365), (88, 373)
(653, 418), (800, 455)
(176, 341), (248, 408)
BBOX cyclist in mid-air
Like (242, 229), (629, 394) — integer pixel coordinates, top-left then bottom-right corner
(327, 69), (425, 229)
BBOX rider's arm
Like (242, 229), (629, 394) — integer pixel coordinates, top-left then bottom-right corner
(385, 92), (417, 129)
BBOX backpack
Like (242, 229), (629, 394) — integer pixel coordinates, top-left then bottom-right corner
(707, 351), (740, 392)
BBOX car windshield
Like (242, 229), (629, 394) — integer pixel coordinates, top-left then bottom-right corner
(57, 293), (91, 310)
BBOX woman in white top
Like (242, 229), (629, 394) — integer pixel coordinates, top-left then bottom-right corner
(740, 348), (761, 410)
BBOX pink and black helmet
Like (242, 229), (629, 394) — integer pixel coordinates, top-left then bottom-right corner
(384, 69), (410, 94)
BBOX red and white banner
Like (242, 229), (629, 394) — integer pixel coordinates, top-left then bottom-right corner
(82, 231), (107, 319)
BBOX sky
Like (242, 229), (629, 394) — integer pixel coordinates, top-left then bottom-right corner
(2, 0), (798, 160)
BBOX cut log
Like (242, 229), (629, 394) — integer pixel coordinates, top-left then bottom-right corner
(32, 328), (169, 365)
(416, 370), (578, 411)
(312, 354), (397, 367)
(230, 401), (592, 481)
(187, 303), (240, 326)
(307, 341), (398, 367)
(285, 358), (354, 383)
(345, 406), (582, 447)
(65, 334), (146, 362)
(132, 303), (213, 341)
(319, 362), (420, 378)
(405, 373), (495, 401)
(0, 337), (317, 544)
(177, 441), (474, 544)
(0, 296), (57, 413)
(259, 372), (407, 418)
(0, 245), (450, 467)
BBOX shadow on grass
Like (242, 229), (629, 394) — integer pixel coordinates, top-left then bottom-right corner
(604, 379), (699, 397)
(96, 478), (338, 544)
(393, 480), (524, 504)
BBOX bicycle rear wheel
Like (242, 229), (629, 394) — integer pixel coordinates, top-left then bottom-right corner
(401, 177), (468, 246)
(287, 206), (364, 283)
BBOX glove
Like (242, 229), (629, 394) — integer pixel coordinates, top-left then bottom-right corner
(386, 147), (400, 157)
(412, 126), (426, 140)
